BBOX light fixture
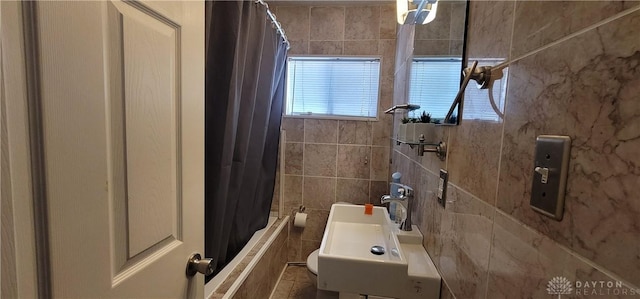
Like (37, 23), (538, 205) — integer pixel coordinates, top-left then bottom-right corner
(397, 0), (438, 25)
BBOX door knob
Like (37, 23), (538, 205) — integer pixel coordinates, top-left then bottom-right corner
(186, 253), (214, 277)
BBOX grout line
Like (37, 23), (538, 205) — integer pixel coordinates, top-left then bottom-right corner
(495, 4), (640, 70)
(494, 209), (640, 291)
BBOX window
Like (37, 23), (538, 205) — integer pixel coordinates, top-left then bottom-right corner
(285, 57), (381, 119)
(409, 57), (462, 119)
(462, 58), (508, 122)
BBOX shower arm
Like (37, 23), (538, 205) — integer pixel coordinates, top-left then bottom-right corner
(444, 60), (478, 123)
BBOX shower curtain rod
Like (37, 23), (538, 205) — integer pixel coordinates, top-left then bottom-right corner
(255, 0), (291, 50)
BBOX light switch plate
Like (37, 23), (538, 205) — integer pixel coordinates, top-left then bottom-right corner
(530, 135), (571, 221)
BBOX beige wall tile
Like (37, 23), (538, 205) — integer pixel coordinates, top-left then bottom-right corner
(414, 2), (451, 40)
(304, 119), (338, 143)
(303, 144), (337, 177)
(343, 40), (379, 55)
(287, 40), (308, 55)
(338, 120), (372, 145)
(449, 2), (467, 40)
(369, 180), (388, 205)
(284, 143), (303, 175)
(336, 179), (370, 204)
(345, 6), (380, 40)
(379, 4), (397, 39)
(378, 39), (397, 78)
(274, 6), (310, 42)
(310, 7), (345, 41)
(309, 41), (343, 55)
(283, 175), (303, 213)
(337, 145), (371, 179)
(372, 118), (392, 146)
(414, 39), (450, 56)
(303, 177), (336, 210)
(370, 146), (390, 181)
(282, 118), (305, 142)
(300, 209), (329, 241)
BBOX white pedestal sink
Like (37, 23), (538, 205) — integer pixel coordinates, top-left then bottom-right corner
(317, 204), (441, 299)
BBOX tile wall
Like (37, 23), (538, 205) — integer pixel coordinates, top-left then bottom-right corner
(393, 1), (640, 298)
(270, 2), (398, 262)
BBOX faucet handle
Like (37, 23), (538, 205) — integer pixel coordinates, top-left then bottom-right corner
(390, 182), (413, 196)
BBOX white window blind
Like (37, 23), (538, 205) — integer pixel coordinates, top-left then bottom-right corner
(462, 59), (508, 122)
(285, 57), (381, 118)
(409, 57), (462, 119)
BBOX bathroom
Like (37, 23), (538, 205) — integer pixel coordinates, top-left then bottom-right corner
(1, 0), (638, 298)
(265, 0), (640, 298)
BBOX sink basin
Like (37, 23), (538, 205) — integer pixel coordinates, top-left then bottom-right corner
(318, 204), (441, 299)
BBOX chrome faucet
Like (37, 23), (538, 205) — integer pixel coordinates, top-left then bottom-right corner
(381, 183), (414, 231)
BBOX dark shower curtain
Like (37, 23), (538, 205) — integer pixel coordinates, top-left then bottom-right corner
(204, 0), (288, 279)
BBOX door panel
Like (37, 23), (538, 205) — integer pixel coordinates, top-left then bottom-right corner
(36, 1), (203, 297)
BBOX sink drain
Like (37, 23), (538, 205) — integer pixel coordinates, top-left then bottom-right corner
(370, 245), (386, 255)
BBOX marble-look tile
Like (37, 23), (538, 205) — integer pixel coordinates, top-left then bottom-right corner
(309, 41), (343, 55)
(497, 9), (640, 286)
(304, 119), (337, 144)
(310, 7), (345, 41)
(370, 146), (390, 181)
(275, 6), (310, 43)
(486, 211), (569, 299)
(282, 118), (304, 142)
(447, 116), (503, 205)
(434, 184), (494, 299)
(338, 120), (371, 145)
(300, 209), (329, 241)
(303, 177), (336, 210)
(379, 4), (397, 39)
(343, 40), (378, 55)
(284, 143), (303, 175)
(335, 179), (369, 204)
(485, 211), (640, 299)
(303, 144), (337, 177)
(345, 6), (380, 40)
(414, 39), (450, 56)
(511, 1), (636, 57)
(283, 175), (302, 213)
(414, 1), (451, 40)
(271, 280), (293, 299)
(337, 145), (371, 179)
(369, 180), (388, 206)
(466, 1), (514, 59)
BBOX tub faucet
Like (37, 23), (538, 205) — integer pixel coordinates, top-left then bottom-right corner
(381, 183), (414, 231)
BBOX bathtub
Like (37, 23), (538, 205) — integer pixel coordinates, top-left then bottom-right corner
(205, 214), (286, 298)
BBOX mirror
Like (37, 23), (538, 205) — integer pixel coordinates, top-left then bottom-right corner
(395, 0), (469, 125)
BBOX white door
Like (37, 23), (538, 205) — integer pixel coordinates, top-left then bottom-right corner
(34, 1), (204, 297)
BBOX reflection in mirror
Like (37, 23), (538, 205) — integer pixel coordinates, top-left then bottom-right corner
(406, 0), (468, 124)
(461, 58), (509, 122)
